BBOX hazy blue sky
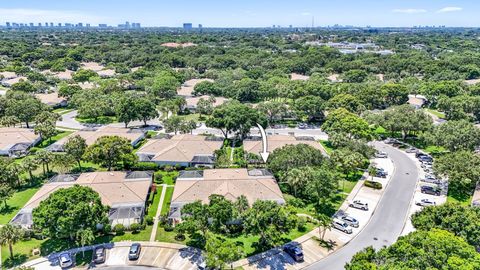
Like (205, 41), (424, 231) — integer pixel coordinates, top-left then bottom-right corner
(0, 0), (478, 27)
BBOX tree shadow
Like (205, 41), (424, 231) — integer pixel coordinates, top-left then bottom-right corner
(3, 253), (28, 268)
(39, 238), (75, 256)
(0, 204), (17, 215)
(314, 237), (337, 251)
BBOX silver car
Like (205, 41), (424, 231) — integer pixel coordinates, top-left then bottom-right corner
(59, 253), (73, 268)
(375, 151), (388, 158)
(416, 199), (436, 207)
(332, 218), (353, 234)
(349, 200), (369, 211)
(340, 215), (359, 228)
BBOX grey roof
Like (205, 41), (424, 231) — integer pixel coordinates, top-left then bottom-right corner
(191, 155), (215, 164)
(10, 209), (33, 227)
(178, 170), (204, 179)
(137, 153), (154, 162)
(108, 205), (144, 221)
(295, 136), (315, 141)
(248, 169), (273, 177)
(46, 144), (64, 152)
(9, 143), (31, 152)
(125, 171), (153, 180)
(49, 174), (80, 183)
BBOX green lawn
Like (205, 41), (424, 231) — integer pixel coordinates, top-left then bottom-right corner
(76, 116), (117, 124)
(30, 130), (73, 151)
(155, 171), (178, 185)
(0, 186), (41, 224)
(161, 187), (174, 216)
(181, 113), (201, 122)
(52, 108), (74, 115)
(425, 108), (446, 119)
(147, 185), (163, 219)
(447, 190), (473, 206)
(319, 140), (335, 155)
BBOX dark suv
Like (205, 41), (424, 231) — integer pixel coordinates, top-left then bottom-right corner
(420, 185), (441, 196)
(283, 243), (304, 262)
(128, 243), (141, 260)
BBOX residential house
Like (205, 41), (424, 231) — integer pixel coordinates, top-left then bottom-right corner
(136, 134), (223, 168)
(168, 168), (285, 223)
(243, 135), (326, 157)
(11, 171), (153, 228)
(0, 128), (41, 157)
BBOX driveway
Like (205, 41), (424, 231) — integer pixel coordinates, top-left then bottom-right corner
(306, 142), (419, 270)
(56, 110), (85, 130)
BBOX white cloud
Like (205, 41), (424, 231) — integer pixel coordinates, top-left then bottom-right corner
(436, 7), (463, 13)
(0, 8), (110, 24)
(392, 8), (427, 14)
(301, 12), (312, 16)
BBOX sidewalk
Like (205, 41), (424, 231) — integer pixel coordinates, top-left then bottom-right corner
(150, 184), (169, 242)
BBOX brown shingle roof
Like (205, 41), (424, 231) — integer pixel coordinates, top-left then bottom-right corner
(0, 128), (40, 152)
(177, 78), (214, 97)
(54, 126), (145, 147)
(136, 134), (222, 162)
(243, 135), (325, 155)
(172, 168), (284, 205)
(22, 171), (152, 210)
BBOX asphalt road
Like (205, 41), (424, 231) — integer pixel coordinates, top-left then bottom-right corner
(307, 142), (419, 270)
(99, 267), (163, 270)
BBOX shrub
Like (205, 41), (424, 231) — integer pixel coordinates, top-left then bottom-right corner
(175, 233), (185, 241)
(297, 217), (307, 232)
(113, 224), (125, 235)
(164, 224), (174, 232)
(364, 180), (383, 189)
(163, 165), (174, 172)
(286, 197), (306, 208)
(131, 162), (159, 171)
(129, 223), (141, 232)
(154, 172), (163, 184)
(145, 216), (154, 225)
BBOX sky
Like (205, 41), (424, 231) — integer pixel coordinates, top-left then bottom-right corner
(0, 0), (478, 28)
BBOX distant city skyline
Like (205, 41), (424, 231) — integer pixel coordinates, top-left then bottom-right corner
(0, 0), (479, 28)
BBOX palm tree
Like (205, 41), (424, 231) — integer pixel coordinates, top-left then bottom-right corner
(0, 224), (24, 259)
(316, 214), (332, 241)
(35, 149), (54, 177)
(22, 156), (39, 184)
(282, 167), (312, 197)
(76, 228), (95, 257)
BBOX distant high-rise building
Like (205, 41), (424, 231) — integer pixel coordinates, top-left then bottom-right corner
(86, 23), (91, 28)
(125, 21), (130, 28)
(38, 23), (42, 27)
(99, 24), (108, 28)
(45, 22), (49, 27)
(50, 22), (54, 27)
(6, 22), (11, 27)
(198, 24), (203, 29)
(183, 23), (193, 30)
(58, 23), (62, 27)
(77, 23), (83, 27)
(29, 23), (34, 27)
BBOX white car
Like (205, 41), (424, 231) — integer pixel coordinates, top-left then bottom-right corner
(59, 253), (73, 268)
(375, 151), (388, 158)
(349, 200), (369, 211)
(332, 218), (353, 234)
(416, 199), (436, 207)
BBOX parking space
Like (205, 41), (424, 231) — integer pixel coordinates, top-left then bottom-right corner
(99, 242), (201, 270)
(401, 148), (447, 235)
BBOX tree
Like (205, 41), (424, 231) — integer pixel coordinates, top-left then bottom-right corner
(177, 200), (210, 246)
(343, 70), (368, 83)
(5, 92), (44, 128)
(429, 120), (480, 152)
(35, 149), (54, 176)
(411, 203), (480, 248)
(322, 108), (372, 140)
(268, 144), (324, 175)
(434, 151), (480, 197)
(114, 93), (138, 128)
(11, 81), (36, 92)
(145, 72), (180, 100)
(21, 156), (39, 184)
(134, 97), (158, 126)
(180, 120), (197, 134)
(206, 101), (266, 139)
(0, 224), (24, 259)
(282, 167), (314, 197)
(381, 83), (409, 106)
(327, 93), (364, 113)
(64, 135), (87, 169)
(293, 95), (325, 122)
(196, 97), (214, 118)
(76, 228), (95, 257)
(207, 195), (235, 233)
(346, 229), (480, 270)
(34, 111), (61, 143)
(316, 213), (333, 240)
(205, 232), (243, 269)
(72, 69), (98, 82)
(244, 200), (297, 251)
(331, 149), (365, 189)
(58, 83), (81, 100)
(308, 165), (340, 207)
(256, 100), (287, 126)
(52, 153), (76, 174)
(0, 183), (13, 209)
(164, 115), (183, 135)
(33, 185), (108, 240)
(84, 136), (136, 170)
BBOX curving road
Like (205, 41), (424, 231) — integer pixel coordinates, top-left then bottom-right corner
(307, 142), (418, 270)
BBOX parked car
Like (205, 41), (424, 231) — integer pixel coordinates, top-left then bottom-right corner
(349, 200), (369, 211)
(420, 177), (441, 184)
(416, 198), (436, 207)
(297, 123), (308, 129)
(59, 253), (73, 268)
(384, 138), (399, 144)
(128, 243), (141, 260)
(405, 147), (418, 153)
(375, 151), (388, 158)
(332, 218), (353, 234)
(283, 243), (304, 262)
(420, 185), (441, 196)
(376, 171), (387, 178)
(93, 246), (106, 264)
(340, 215), (359, 228)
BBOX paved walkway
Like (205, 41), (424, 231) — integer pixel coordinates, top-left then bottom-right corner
(150, 184), (169, 242)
